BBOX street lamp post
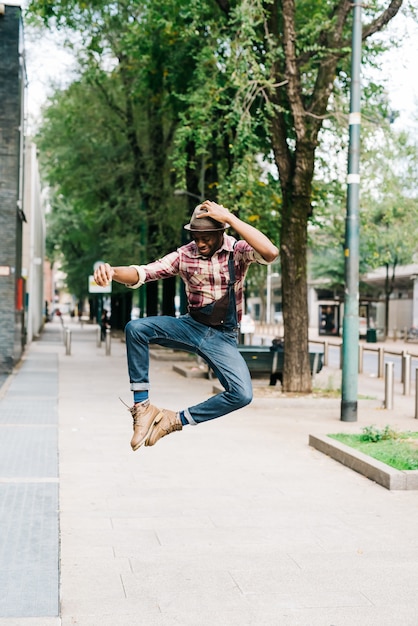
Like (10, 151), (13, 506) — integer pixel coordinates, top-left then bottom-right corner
(340, 1), (362, 422)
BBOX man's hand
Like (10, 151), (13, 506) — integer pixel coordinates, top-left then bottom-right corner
(94, 263), (114, 287)
(198, 200), (232, 224)
(199, 199), (278, 263)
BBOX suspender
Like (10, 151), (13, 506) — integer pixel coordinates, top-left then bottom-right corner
(227, 250), (236, 287)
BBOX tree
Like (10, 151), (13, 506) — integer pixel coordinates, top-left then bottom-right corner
(28, 0), (410, 390)
(29, 0), (206, 315)
(310, 121), (418, 337)
(360, 127), (418, 337)
(38, 77), (146, 302)
(186, 0), (406, 391)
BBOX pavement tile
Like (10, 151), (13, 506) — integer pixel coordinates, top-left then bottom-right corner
(0, 483), (59, 617)
(2, 320), (418, 625)
(0, 345), (59, 621)
(0, 427), (57, 477)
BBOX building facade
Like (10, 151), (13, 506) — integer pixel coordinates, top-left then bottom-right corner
(0, 4), (45, 372)
(246, 263), (418, 339)
(0, 4), (25, 372)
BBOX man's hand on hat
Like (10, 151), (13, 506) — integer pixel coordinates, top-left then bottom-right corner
(199, 200), (231, 223)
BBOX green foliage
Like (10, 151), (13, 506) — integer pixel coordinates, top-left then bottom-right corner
(31, 1), (203, 300)
(361, 424), (399, 442)
(310, 120), (418, 292)
(360, 127), (418, 272)
(37, 76), (146, 299)
(26, 0), (410, 388)
(330, 429), (418, 471)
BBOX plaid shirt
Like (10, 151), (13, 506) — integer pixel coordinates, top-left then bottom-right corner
(128, 234), (268, 322)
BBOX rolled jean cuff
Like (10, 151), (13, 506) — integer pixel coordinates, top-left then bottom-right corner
(184, 408), (197, 426)
(130, 382), (150, 391)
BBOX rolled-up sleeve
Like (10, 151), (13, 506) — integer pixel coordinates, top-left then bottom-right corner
(126, 265), (146, 289)
(125, 252), (180, 289)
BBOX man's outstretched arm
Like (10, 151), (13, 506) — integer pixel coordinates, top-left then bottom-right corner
(94, 264), (139, 287)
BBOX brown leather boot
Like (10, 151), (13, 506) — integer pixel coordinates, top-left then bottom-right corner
(145, 410), (182, 447)
(125, 400), (164, 451)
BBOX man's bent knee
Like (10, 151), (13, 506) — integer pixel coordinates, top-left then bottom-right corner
(125, 318), (148, 339)
(124, 319), (137, 341)
(234, 387), (253, 409)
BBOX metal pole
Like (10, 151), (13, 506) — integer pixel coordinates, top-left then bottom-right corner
(97, 294), (103, 332)
(384, 361), (394, 410)
(323, 340), (328, 367)
(403, 354), (411, 396)
(105, 328), (111, 356)
(97, 326), (101, 348)
(312, 352), (319, 386)
(358, 344), (363, 374)
(401, 350), (406, 384)
(377, 346), (384, 378)
(266, 264), (271, 324)
(341, 1), (362, 422)
(415, 369), (418, 419)
(65, 329), (71, 356)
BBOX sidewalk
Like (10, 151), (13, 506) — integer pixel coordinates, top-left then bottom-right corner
(1, 319), (418, 626)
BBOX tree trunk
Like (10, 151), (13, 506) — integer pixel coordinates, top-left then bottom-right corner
(280, 194), (311, 392)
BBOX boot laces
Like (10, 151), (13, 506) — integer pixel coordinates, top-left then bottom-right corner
(119, 397), (149, 425)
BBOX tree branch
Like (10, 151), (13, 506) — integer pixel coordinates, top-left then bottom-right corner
(345, 0), (403, 46)
(281, 0), (306, 141)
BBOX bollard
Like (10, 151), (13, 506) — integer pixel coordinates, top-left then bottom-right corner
(323, 341), (328, 367)
(105, 328), (111, 356)
(65, 328), (71, 356)
(62, 326), (67, 346)
(415, 369), (418, 419)
(384, 361), (394, 410)
(312, 352), (319, 385)
(358, 344), (363, 374)
(377, 346), (384, 379)
(97, 326), (102, 348)
(401, 350), (407, 384)
(403, 354), (411, 396)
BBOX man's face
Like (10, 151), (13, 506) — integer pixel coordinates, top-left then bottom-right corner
(191, 231), (224, 258)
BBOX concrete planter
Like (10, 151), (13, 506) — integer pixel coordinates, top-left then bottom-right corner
(309, 433), (418, 491)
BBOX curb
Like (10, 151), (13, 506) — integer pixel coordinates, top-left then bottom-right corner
(172, 364), (208, 378)
(309, 433), (418, 491)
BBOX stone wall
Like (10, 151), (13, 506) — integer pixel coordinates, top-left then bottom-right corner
(0, 5), (24, 372)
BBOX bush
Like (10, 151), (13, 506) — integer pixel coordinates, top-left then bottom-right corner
(361, 425), (399, 443)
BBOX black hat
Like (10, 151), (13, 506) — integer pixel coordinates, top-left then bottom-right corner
(184, 205), (228, 232)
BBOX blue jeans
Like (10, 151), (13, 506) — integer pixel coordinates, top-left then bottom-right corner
(125, 315), (253, 425)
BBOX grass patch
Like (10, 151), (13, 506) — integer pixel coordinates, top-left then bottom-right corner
(329, 426), (418, 471)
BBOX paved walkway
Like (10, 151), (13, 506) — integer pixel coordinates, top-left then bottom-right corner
(1, 319), (418, 626)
